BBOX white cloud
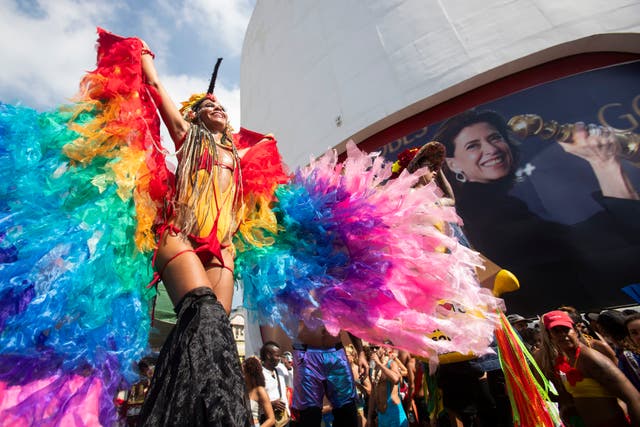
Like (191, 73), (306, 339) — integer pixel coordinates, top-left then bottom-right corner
(1, 0), (243, 164)
(0, 0), (122, 109)
(173, 0), (255, 55)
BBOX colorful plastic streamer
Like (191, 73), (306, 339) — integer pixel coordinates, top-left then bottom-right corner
(495, 311), (562, 427)
(237, 142), (503, 361)
(0, 28), (291, 425)
(0, 28), (167, 425)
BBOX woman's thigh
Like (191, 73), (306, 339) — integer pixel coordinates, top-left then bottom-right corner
(156, 233), (211, 306)
(205, 246), (235, 314)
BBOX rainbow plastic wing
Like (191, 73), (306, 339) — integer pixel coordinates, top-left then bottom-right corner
(237, 141), (502, 362)
(0, 28), (170, 425)
(234, 127), (290, 249)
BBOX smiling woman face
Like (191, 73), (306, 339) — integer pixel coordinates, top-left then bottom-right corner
(446, 122), (514, 183)
(197, 100), (228, 132)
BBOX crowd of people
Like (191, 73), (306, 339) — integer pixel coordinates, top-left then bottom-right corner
(207, 307), (638, 427)
(119, 303), (640, 426)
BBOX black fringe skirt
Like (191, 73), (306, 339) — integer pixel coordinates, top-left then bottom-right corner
(139, 287), (251, 426)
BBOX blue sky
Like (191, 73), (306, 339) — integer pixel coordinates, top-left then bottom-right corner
(0, 0), (256, 130)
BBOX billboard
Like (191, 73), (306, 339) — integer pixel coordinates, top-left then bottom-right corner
(381, 61), (640, 315)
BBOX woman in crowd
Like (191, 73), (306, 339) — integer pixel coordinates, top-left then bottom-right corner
(558, 306), (617, 363)
(627, 313), (640, 348)
(243, 357), (276, 427)
(346, 344), (372, 427)
(434, 110), (640, 313)
(368, 342), (409, 427)
(541, 310), (640, 426)
(596, 310), (640, 390)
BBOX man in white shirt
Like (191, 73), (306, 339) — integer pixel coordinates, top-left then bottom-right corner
(281, 351), (294, 390)
(260, 341), (290, 424)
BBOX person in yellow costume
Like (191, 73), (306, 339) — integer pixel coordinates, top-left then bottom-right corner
(137, 40), (258, 425)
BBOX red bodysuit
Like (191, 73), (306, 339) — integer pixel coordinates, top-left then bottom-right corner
(149, 127), (240, 287)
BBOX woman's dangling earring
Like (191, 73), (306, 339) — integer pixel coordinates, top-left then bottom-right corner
(455, 171), (467, 183)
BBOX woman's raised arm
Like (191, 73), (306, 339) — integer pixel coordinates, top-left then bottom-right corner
(140, 41), (190, 146)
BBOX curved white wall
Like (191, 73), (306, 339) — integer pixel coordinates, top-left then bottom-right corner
(240, 0), (640, 168)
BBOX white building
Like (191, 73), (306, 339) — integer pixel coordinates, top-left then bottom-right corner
(241, 0), (640, 167)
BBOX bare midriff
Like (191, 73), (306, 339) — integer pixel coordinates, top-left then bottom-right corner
(296, 322), (342, 348)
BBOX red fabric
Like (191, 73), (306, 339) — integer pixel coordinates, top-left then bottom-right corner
(542, 310), (574, 330)
(235, 128), (290, 200)
(555, 347), (583, 386)
(234, 127), (274, 149)
(93, 27), (174, 221)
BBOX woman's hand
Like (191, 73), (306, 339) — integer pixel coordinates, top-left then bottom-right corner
(140, 39), (158, 84)
(371, 352), (381, 366)
(271, 399), (286, 412)
(558, 122), (638, 200)
(558, 123), (619, 166)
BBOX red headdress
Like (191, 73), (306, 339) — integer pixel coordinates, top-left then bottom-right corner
(390, 141), (446, 179)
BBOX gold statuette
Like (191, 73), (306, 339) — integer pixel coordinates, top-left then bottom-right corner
(508, 114), (640, 164)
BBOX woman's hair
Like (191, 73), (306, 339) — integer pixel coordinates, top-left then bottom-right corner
(536, 324), (559, 379)
(345, 344), (357, 359)
(433, 110), (514, 155)
(625, 312), (640, 326)
(597, 310), (628, 343)
(624, 313), (640, 352)
(558, 305), (585, 326)
(243, 356), (266, 389)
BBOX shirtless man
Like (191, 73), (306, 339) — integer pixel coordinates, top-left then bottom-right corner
(291, 322), (368, 427)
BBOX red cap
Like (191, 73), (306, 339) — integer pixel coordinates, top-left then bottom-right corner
(542, 310), (574, 330)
